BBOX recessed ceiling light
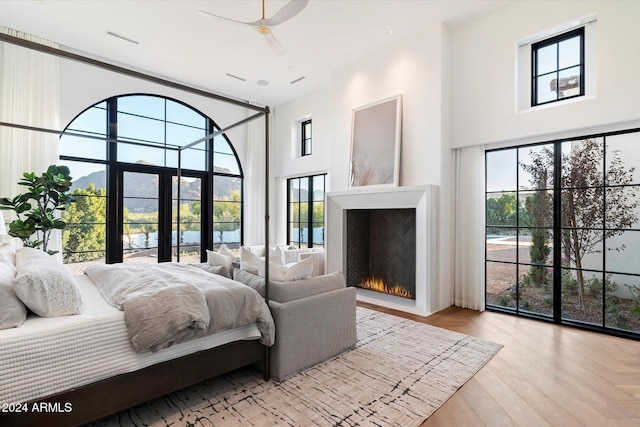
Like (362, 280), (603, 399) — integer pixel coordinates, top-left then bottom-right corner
(257, 80), (269, 86)
(290, 76), (305, 85)
(105, 30), (139, 45)
(388, 29), (395, 35)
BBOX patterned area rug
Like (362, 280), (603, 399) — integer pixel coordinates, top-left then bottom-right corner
(94, 307), (502, 426)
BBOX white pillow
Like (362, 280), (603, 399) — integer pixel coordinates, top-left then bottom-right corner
(206, 244), (235, 271)
(257, 256), (313, 282)
(219, 244), (235, 258)
(240, 247), (260, 274)
(240, 246), (283, 274)
(0, 261), (27, 329)
(13, 248), (82, 317)
(0, 243), (16, 275)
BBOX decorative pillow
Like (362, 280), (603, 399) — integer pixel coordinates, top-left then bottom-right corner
(0, 243), (16, 275)
(240, 247), (260, 274)
(206, 244), (235, 271)
(0, 262), (27, 329)
(233, 268), (266, 297)
(240, 246), (283, 274)
(192, 263), (232, 279)
(13, 247), (82, 317)
(257, 255), (313, 282)
(219, 244), (235, 257)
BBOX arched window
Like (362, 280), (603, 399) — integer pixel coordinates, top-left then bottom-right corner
(59, 94), (243, 268)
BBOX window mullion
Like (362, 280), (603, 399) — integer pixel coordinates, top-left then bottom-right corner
(552, 141), (562, 323)
(308, 176), (313, 248)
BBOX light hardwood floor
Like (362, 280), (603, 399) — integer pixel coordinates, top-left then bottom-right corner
(358, 302), (640, 427)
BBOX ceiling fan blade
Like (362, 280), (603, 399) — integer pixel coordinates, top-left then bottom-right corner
(262, 31), (286, 56)
(256, 0), (309, 27)
(197, 9), (253, 26)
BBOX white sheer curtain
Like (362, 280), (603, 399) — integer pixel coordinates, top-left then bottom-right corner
(0, 29), (61, 251)
(243, 114), (267, 246)
(453, 145), (486, 311)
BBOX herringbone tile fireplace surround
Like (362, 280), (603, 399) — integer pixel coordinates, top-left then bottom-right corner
(326, 185), (438, 316)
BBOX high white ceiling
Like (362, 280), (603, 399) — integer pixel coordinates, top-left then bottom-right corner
(0, 0), (509, 107)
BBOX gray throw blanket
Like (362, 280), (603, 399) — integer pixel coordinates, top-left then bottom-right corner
(85, 262), (275, 352)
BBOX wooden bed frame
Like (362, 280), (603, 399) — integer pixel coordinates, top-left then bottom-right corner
(1, 339), (267, 427)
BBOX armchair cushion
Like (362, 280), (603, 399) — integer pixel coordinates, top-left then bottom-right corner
(233, 269), (346, 303)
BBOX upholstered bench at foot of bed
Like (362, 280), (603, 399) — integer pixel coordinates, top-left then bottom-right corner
(233, 269), (357, 380)
(269, 286), (357, 380)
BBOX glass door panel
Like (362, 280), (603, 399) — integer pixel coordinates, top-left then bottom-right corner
(212, 175), (242, 250)
(486, 133), (640, 339)
(172, 176), (202, 263)
(122, 171), (159, 263)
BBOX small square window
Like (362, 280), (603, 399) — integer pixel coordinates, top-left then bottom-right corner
(301, 119), (312, 156)
(532, 27), (584, 106)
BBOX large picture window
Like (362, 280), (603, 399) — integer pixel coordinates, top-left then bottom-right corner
(485, 129), (640, 339)
(59, 94), (243, 267)
(287, 174), (326, 248)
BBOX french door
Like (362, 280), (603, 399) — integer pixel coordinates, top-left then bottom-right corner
(110, 166), (207, 264)
(485, 129), (640, 339)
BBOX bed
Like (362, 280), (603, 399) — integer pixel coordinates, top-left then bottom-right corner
(0, 256), (275, 427)
(0, 31), (276, 427)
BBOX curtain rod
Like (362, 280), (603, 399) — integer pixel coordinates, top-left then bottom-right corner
(0, 32), (268, 113)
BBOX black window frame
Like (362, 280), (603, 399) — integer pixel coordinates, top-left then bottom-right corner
(531, 27), (585, 107)
(301, 118), (312, 157)
(287, 173), (326, 248)
(485, 127), (640, 342)
(59, 93), (244, 265)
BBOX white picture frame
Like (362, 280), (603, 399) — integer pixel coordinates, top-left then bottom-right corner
(349, 94), (402, 188)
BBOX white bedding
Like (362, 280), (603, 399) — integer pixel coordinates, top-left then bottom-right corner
(85, 262), (275, 352)
(0, 274), (262, 404)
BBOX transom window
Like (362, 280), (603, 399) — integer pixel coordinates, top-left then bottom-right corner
(59, 94), (243, 266)
(532, 27), (584, 106)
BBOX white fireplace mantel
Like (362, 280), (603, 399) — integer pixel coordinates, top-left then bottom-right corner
(326, 185), (439, 316)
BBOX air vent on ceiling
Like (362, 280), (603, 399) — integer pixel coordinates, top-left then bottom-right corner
(226, 73), (247, 82)
(105, 30), (139, 45)
(290, 76), (306, 85)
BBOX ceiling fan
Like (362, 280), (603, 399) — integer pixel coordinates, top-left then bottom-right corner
(199, 0), (309, 56)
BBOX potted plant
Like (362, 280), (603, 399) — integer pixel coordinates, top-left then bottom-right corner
(0, 165), (74, 254)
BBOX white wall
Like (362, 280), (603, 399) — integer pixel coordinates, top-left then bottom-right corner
(272, 22), (452, 312)
(330, 26), (445, 190)
(271, 1), (640, 314)
(271, 88), (332, 244)
(449, 0), (640, 148)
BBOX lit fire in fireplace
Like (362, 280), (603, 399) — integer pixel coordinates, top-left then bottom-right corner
(360, 276), (414, 299)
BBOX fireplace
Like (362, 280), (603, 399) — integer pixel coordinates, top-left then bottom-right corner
(346, 209), (416, 299)
(326, 185), (438, 316)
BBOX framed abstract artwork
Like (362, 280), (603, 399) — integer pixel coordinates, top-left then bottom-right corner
(349, 94), (402, 188)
